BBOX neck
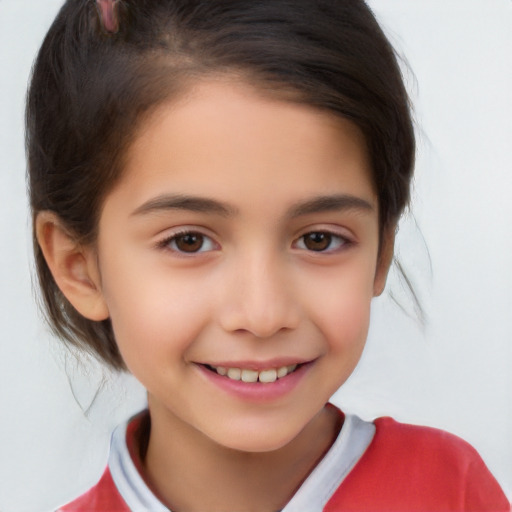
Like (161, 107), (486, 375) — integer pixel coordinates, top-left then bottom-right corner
(142, 400), (342, 512)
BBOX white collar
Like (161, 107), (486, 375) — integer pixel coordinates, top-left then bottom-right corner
(108, 409), (375, 512)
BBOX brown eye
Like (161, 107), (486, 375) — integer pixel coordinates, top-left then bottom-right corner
(303, 232), (332, 251)
(164, 232), (217, 253)
(174, 233), (203, 252)
(295, 231), (349, 253)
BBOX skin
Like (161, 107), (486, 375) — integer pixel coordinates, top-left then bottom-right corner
(37, 78), (394, 511)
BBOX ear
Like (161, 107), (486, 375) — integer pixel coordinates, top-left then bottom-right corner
(373, 225), (395, 297)
(35, 211), (109, 321)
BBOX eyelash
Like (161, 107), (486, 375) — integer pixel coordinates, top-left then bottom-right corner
(157, 230), (218, 254)
(293, 231), (352, 253)
(157, 229), (352, 255)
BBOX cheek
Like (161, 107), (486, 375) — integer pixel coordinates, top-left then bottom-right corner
(317, 291), (372, 392)
(99, 255), (216, 370)
(307, 265), (375, 354)
(326, 293), (371, 351)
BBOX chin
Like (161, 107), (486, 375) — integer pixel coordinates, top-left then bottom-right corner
(218, 434), (297, 454)
(205, 417), (309, 454)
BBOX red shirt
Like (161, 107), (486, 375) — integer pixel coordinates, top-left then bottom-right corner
(59, 408), (510, 512)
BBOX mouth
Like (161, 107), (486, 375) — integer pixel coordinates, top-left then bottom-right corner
(203, 363), (302, 383)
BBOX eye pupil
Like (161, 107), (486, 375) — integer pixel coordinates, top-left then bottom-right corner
(304, 232), (331, 251)
(176, 233), (203, 252)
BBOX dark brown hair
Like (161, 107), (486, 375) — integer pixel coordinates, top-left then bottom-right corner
(27, 0), (415, 370)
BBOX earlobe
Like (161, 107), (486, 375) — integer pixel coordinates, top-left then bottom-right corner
(373, 227), (395, 297)
(35, 211), (109, 321)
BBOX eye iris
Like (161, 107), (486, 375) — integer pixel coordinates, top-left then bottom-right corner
(304, 232), (331, 251)
(175, 233), (203, 252)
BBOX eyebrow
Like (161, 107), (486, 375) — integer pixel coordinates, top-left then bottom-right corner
(286, 194), (374, 218)
(131, 193), (373, 218)
(131, 194), (238, 217)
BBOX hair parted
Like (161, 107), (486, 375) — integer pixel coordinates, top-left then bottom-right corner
(27, 0), (415, 370)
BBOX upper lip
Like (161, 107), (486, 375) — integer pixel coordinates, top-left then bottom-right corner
(197, 357), (314, 371)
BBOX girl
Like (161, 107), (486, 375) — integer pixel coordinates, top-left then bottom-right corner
(25, 0), (509, 510)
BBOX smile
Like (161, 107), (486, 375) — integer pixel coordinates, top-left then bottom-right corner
(206, 364), (300, 383)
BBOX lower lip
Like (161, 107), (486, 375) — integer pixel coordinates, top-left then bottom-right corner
(196, 362), (314, 402)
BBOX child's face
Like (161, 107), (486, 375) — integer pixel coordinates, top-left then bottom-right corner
(94, 79), (388, 452)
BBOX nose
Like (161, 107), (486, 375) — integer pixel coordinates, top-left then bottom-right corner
(218, 250), (301, 338)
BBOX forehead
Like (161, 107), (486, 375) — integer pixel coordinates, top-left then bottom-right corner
(112, 78), (376, 214)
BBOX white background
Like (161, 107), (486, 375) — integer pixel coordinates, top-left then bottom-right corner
(0, 1), (510, 510)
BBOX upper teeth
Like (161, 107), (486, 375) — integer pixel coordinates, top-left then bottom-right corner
(213, 365), (298, 383)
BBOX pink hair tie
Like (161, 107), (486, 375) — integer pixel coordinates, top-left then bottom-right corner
(96, 0), (121, 34)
